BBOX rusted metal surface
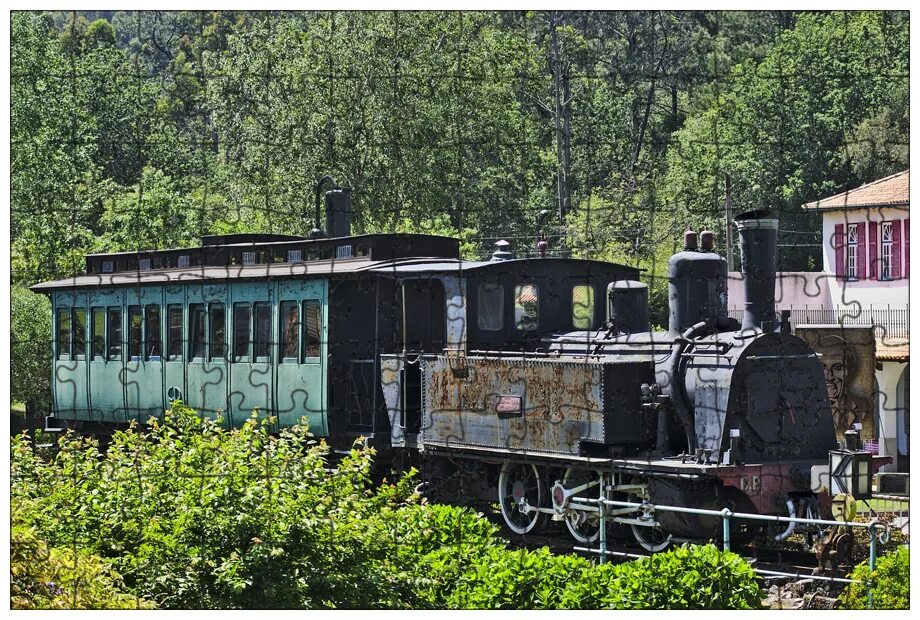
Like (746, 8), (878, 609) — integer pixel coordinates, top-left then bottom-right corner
(421, 355), (605, 455)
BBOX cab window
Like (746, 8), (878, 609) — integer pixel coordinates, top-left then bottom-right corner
(514, 284), (539, 332)
(57, 307), (71, 359)
(477, 282), (504, 331)
(572, 285), (595, 329)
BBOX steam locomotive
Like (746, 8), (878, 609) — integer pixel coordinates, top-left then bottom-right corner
(34, 185), (839, 550)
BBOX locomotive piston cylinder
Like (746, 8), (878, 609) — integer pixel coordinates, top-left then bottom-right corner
(733, 209), (779, 331)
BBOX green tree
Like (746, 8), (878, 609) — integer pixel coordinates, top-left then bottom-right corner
(663, 11), (909, 270)
(10, 287), (53, 414)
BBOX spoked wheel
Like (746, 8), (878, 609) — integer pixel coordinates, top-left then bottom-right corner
(498, 461), (546, 535)
(562, 467), (602, 543)
(629, 493), (672, 552)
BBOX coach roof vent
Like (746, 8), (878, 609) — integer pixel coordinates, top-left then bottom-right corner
(490, 239), (514, 261)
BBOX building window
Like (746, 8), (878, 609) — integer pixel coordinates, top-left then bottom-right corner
(107, 307), (122, 360)
(177, 255), (190, 269)
(92, 307), (105, 358)
(167, 305), (183, 360)
(280, 301), (299, 361)
(287, 249), (302, 263)
(477, 282), (504, 331)
(253, 302), (271, 360)
(302, 300), (322, 360)
(146, 305), (162, 359)
(57, 307), (71, 359)
(233, 303), (252, 361)
(139, 258), (152, 271)
(128, 306), (144, 360)
(102, 260), (114, 273)
(880, 221), (893, 281)
(209, 304), (226, 360)
(189, 304), (206, 359)
(572, 285), (595, 330)
(514, 284), (539, 332)
(847, 224), (858, 280)
(72, 308), (87, 359)
(242, 251), (257, 266)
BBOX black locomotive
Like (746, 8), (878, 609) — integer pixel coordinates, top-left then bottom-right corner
(34, 185), (839, 550)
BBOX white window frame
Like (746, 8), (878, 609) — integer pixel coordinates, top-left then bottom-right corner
(880, 221), (893, 281)
(846, 224), (858, 280)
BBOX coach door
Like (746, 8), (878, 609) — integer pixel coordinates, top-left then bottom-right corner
(184, 284), (229, 420)
(123, 286), (166, 423)
(274, 279), (328, 434)
(227, 281), (276, 427)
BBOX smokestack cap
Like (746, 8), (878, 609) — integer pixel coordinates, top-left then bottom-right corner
(684, 230), (698, 250)
(700, 230), (715, 252)
(733, 208), (779, 231)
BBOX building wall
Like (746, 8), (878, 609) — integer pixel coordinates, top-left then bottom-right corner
(821, 208), (909, 308)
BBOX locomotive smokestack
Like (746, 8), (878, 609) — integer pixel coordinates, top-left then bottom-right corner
(325, 187), (352, 238)
(733, 209), (779, 331)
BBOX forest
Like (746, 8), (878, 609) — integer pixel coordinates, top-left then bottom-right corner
(11, 10), (909, 289)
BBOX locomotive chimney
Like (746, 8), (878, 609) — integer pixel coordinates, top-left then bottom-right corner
(325, 187), (352, 238)
(733, 208), (779, 331)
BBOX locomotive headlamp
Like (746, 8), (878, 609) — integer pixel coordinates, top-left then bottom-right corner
(829, 449), (873, 500)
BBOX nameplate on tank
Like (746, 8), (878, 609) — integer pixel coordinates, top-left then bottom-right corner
(495, 395), (523, 417)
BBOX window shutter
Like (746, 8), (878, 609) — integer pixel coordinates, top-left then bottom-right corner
(869, 221), (878, 279)
(892, 219), (902, 279)
(856, 222), (866, 279)
(904, 218), (909, 278)
(834, 223), (845, 279)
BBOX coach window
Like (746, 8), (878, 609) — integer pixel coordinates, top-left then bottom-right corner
(167, 305), (183, 360)
(128, 306), (144, 360)
(107, 307), (122, 360)
(253, 302), (271, 361)
(209, 303), (226, 360)
(146, 305), (162, 360)
(57, 307), (71, 359)
(514, 284), (539, 332)
(72, 308), (87, 359)
(477, 282), (504, 331)
(280, 301), (299, 362)
(572, 285), (595, 330)
(91, 307), (105, 359)
(189, 304), (206, 360)
(302, 300), (322, 360)
(233, 303), (252, 362)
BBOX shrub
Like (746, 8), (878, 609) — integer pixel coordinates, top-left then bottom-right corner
(599, 544), (763, 609)
(839, 546), (909, 609)
(10, 405), (764, 610)
(11, 511), (153, 609)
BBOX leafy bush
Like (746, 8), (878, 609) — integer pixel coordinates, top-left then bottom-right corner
(11, 511), (153, 609)
(11, 405), (764, 609)
(11, 285), (52, 414)
(839, 546), (909, 610)
(600, 544), (763, 609)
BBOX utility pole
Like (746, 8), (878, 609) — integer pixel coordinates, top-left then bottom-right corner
(724, 174), (734, 269)
(550, 11), (571, 224)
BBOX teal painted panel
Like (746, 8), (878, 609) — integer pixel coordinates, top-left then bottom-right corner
(86, 288), (128, 422)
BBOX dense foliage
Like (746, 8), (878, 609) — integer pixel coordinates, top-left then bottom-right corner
(839, 546), (910, 610)
(11, 286), (53, 414)
(11, 10), (908, 288)
(11, 404), (763, 609)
